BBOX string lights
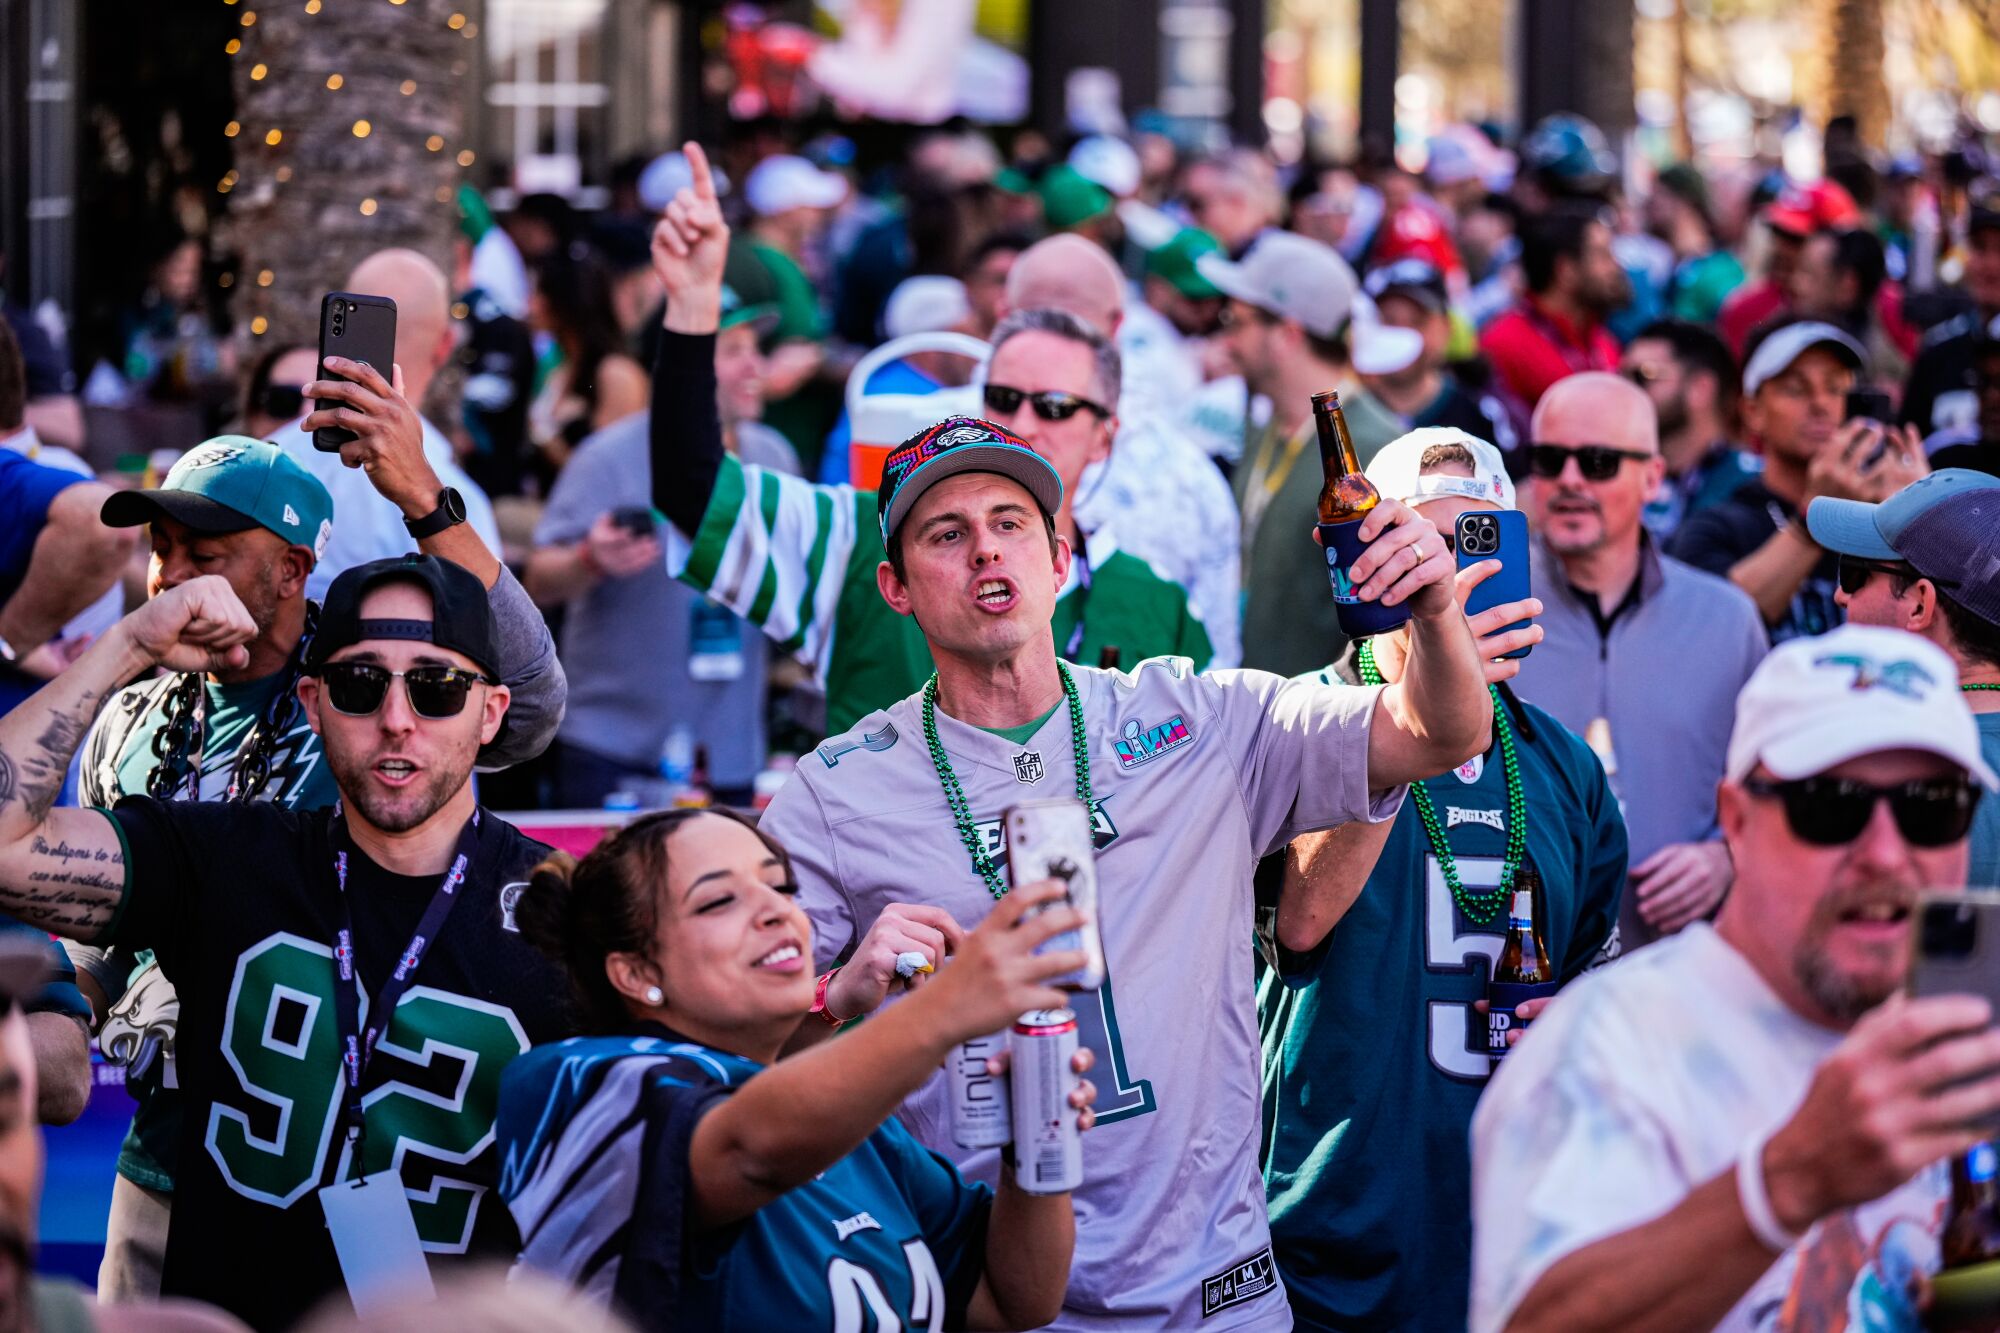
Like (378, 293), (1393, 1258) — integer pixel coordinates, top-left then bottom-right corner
(223, 0), (488, 335)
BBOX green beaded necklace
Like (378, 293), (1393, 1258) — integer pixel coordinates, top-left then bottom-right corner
(922, 660), (1096, 901)
(1357, 639), (1526, 924)
(1964, 685), (2000, 693)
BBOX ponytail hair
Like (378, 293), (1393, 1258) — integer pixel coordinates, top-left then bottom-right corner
(513, 807), (796, 1033)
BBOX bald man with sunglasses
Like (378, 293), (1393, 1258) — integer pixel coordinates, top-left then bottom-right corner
(1512, 372), (1768, 951)
(0, 554), (574, 1328)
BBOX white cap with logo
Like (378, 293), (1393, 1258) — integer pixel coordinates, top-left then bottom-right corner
(1364, 427), (1516, 510)
(1725, 624), (1999, 786)
(1197, 232), (1423, 375)
(1741, 320), (1865, 396)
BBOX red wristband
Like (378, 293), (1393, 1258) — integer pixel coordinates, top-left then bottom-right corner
(810, 968), (849, 1028)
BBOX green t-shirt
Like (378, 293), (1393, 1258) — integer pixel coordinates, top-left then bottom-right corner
(748, 240), (838, 472)
(1234, 387), (1403, 679)
(979, 702), (1062, 746)
(675, 454), (1212, 735)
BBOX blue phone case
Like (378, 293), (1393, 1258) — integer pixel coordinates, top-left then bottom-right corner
(1457, 510), (1533, 660)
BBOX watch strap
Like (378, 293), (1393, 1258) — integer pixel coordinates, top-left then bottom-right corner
(405, 488), (466, 539)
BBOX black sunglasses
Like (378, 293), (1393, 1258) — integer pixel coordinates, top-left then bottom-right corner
(983, 383), (1110, 422)
(1834, 552), (1959, 596)
(1741, 775), (1980, 848)
(319, 663), (494, 719)
(1528, 443), (1654, 481)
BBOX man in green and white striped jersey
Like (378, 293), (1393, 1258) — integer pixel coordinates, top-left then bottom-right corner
(647, 149), (1211, 734)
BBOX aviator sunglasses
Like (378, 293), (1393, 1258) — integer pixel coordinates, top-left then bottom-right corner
(1740, 774), (1980, 848)
(317, 663), (496, 719)
(982, 383), (1110, 422)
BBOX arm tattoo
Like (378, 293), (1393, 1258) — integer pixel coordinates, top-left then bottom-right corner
(15, 835), (124, 937)
(8, 692), (100, 825)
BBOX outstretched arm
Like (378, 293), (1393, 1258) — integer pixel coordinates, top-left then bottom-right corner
(0, 578), (255, 941)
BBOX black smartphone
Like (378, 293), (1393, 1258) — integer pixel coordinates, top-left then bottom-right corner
(314, 292), (398, 451)
(1456, 510), (1534, 661)
(1911, 892), (2000, 1131)
(610, 505), (658, 538)
(1845, 386), (1895, 426)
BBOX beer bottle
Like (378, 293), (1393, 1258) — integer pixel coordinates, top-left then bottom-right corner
(1313, 389), (1411, 637)
(1934, 1142), (2000, 1326)
(1487, 863), (1558, 1064)
(1098, 645), (1122, 671)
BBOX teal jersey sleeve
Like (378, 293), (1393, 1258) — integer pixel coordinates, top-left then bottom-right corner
(671, 452), (871, 684)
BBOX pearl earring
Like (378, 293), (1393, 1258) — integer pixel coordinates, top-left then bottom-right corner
(645, 986), (664, 1006)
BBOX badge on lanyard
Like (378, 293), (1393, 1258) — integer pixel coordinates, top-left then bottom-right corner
(688, 598), (745, 682)
(318, 804), (479, 1310)
(319, 1172), (435, 1314)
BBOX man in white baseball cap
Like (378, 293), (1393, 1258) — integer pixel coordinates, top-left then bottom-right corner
(1204, 230), (1425, 675)
(742, 154), (850, 465)
(1474, 623), (2000, 1333)
(1263, 425), (1630, 1330)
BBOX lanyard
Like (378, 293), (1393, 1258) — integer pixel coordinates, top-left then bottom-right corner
(328, 804), (481, 1145)
(1239, 418), (1315, 560)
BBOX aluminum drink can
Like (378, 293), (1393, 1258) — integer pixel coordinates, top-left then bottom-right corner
(949, 1032), (1013, 1149)
(1008, 1009), (1083, 1194)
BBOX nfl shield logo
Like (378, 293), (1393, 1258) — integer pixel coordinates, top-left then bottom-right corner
(1013, 751), (1044, 784)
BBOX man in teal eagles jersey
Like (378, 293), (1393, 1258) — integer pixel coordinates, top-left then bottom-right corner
(645, 143), (1209, 735)
(69, 414), (564, 1302)
(1259, 429), (1627, 1331)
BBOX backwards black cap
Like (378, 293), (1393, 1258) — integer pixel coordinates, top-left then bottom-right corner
(306, 554), (500, 680)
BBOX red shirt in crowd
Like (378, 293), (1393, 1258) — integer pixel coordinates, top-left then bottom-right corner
(1718, 279), (1785, 359)
(1478, 295), (1621, 408)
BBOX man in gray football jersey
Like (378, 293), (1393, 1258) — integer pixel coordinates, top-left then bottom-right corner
(757, 412), (1490, 1330)
(650, 161), (1491, 1330)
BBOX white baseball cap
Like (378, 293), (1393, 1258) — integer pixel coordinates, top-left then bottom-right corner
(1725, 625), (1999, 786)
(883, 276), (972, 340)
(744, 155), (848, 217)
(1741, 320), (1865, 396)
(1365, 427), (1516, 511)
(639, 151), (729, 212)
(1069, 135), (1142, 197)
(1198, 232), (1422, 374)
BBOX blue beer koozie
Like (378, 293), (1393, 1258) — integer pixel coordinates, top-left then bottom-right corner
(1319, 517), (1413, 638)
(1487, 980), (1559, 1061)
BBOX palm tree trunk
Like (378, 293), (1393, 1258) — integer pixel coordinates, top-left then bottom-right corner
(1815, 0), (1890, 148)
(222, 0), (473, 357)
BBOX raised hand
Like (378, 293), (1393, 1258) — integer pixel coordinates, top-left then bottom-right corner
(652, 141), (729, 332)
(1344, 499), (1457, 618)
(301, 357), (441, 518)
(118, 576), (258, 675)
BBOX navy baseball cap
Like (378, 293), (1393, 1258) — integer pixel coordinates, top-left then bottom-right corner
(876, 417), (1064, 545)
(1808, 469), (2000, 625)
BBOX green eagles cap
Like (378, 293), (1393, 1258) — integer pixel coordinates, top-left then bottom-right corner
(101, 435), (335, 564)
(1146, 227), (1225, 300)
(1037, 163), (1114, 231)
(720, 282), (781, 335)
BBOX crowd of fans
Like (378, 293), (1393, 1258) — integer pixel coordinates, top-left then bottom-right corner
(0, 104), (1998, 1331)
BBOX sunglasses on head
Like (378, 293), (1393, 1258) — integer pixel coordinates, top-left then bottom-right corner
(982, 383), (1110, 422)
(258, 384), (304, 421)
(318, 662), (495, 719)
(1741, 774), (1980, 848)
(1527, 443), (1653, 481)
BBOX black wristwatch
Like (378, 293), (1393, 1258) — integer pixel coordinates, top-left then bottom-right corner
(404, 487), (467, 539)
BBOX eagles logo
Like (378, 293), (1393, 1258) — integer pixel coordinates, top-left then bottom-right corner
(101, 964), (179, 1081)
(172, 442), (248, 473)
